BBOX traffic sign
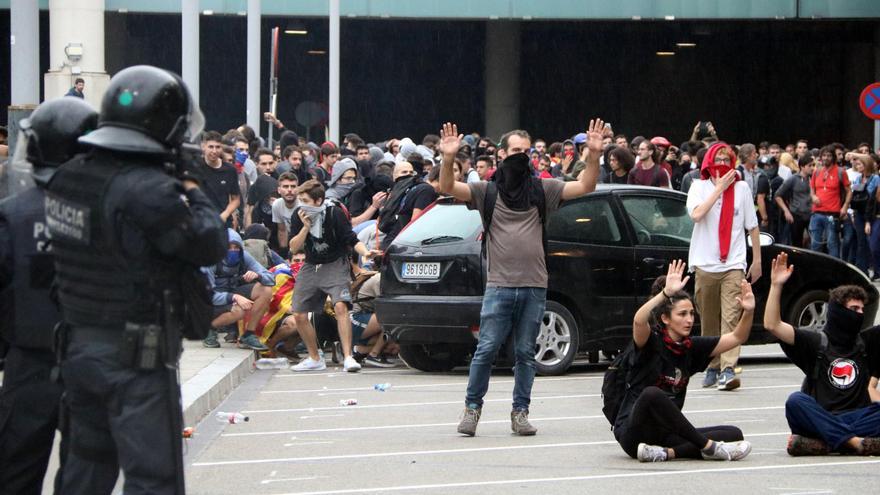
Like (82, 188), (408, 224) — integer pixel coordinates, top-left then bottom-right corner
(859, 82), (880, 120)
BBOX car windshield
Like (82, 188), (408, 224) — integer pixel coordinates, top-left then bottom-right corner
(393, 203), (482, 246)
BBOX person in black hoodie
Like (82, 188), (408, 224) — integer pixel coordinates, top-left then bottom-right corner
(764, 252), (880, 456)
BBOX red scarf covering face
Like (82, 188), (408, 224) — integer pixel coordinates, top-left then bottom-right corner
(699, 142), (739, 263)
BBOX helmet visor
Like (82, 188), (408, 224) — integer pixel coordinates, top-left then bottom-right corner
(186, 103), (205, 143)
(1, 133), (36, 198)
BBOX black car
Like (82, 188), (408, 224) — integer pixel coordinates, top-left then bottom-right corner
(375, 184), (878, 375)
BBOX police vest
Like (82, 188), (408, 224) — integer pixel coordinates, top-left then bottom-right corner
(46, 154), (176, 328)
(0, 187), (59, 350)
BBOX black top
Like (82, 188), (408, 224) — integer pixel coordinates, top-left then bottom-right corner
(382, 183), (438, 247)
(781, 327), (880, 413)
(199, 161), (240, 213)
(615, 330), (719, 431)
(289, 205), (359, 264)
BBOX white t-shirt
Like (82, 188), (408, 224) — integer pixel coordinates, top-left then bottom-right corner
(686, 180), (759, 273)
(777, 165), (792, 181)
(271, 198), (297, 231)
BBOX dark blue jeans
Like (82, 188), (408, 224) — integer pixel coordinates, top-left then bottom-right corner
(785, 392), (880, 450)
(465, 286), (547, 411)
(809, 213), (840, 257)
(852, 211), (871, 273)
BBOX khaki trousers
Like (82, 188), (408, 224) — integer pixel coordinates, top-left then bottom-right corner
(694, 268), (744, 371)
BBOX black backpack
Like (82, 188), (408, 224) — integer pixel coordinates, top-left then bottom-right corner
(481, 179), (547, 261)
(377, 176), (420, 234)
(600, 339), (662, 428)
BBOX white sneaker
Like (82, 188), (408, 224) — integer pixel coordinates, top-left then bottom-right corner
(702, 440), (752, 461)
(291, 357), (327, 372)
(637, 443), (668, 462)
(343, 356), (362, 372)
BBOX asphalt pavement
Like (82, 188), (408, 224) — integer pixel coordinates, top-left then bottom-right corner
(182, 346), (880, 495)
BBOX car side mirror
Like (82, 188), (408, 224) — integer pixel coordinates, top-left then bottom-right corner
(747, 232), (774, 247)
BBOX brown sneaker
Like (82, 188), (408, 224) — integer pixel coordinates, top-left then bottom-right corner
(787, 434), (830, 456)
(859, 437), (880, 456)
(511, 409), (537, 436)
(457, 406), (481, 437)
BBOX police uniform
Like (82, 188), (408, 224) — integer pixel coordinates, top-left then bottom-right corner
(0, 187), (64, 494)
(0, 96), (99, 495)
(46, 66), (226, 495)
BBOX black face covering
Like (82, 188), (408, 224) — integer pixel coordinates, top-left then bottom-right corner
(492, 152), (537, 211)
(823, 302), (865, 349)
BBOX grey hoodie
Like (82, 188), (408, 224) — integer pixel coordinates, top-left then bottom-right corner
(325, 158), (359, 201)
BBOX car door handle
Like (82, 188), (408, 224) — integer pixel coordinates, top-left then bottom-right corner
(642, 257), (666, 268)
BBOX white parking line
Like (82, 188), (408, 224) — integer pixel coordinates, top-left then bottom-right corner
(260, 476), (320, 484)
(223, 406), (786, 437)
(193, 431), (793, 468)
(242, 386), (799, 414)
(241, 393), (597, 414)
(267, 459), (880, 495)
(263, 375), (602, 394)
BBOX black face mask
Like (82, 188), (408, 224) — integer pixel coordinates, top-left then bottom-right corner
(492, 152), (536, 211)
(824, 302), (865, 349)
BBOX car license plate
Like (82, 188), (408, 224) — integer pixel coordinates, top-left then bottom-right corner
(401, 262), (441, 279)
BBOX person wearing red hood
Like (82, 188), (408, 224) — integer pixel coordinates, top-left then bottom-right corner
(687, 142), (762, 391)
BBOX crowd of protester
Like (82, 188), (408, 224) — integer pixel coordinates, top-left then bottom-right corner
(188, 113), (880, 371)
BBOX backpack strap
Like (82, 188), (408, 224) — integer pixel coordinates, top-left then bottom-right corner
(481, 182), (498, 266)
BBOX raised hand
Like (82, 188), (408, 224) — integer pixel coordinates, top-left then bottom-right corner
(439, 122), (463, 158)
(713, 169), (737, 193)
(585, 118), (606, 156)
(736, 279), (756, 311)
(663, 259), (691, 295)
(770, 252), (794, 286)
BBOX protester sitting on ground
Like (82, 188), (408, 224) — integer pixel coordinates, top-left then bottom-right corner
(348, 272), (395, 367)
(613, 260), (755, 463)
(242, 224), (285, 269)
(264, 251), (307, 360)
(763, 252), (880, 456)
(287, 180), (379, 372)
(203, 229), (276, 350)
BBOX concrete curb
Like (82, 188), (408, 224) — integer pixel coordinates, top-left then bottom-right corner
(181, 349), (256, 426)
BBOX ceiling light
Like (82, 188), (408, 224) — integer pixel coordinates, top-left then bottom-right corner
(656, 51), (675, 56)
(676, 42), (697, 48)
(285, 29), (308, 35)
(307, 50), (326, 55)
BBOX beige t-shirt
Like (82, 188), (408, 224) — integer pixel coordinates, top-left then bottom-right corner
(467, 179), (565, 288)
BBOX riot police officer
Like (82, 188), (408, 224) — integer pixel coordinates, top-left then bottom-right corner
(46, 65), (227, 495)
(0, 97), (98, 495)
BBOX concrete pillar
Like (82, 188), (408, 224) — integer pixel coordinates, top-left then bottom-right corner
(44, 0), (111, 108)
(182, 0), (200, 106)
(484, 21), (521, 140)
(10, 0), (39, 106)
(329, 0), (340, 145)
(246, 0), (260, 131)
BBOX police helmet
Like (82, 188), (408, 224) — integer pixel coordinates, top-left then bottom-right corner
(18, 97), (99, 185)
(80, 65), (205, 155)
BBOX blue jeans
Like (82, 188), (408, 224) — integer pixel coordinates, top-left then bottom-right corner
(853, 211), (871, 273)
(465, 286), (547, 411)
(785, 392), (880, 450)
(809, 213), (840, 258)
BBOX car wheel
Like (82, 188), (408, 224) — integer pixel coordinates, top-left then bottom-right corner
(534, 301), (579, 376)
(398, 344), (468, 372)
(788, 290), (829, 333)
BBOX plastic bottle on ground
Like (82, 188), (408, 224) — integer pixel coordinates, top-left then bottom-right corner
(255, 357), (289, 370)
(215, 412), (249, 424)
(339, 398), (358, 406)
(373, 383), (391, 392)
